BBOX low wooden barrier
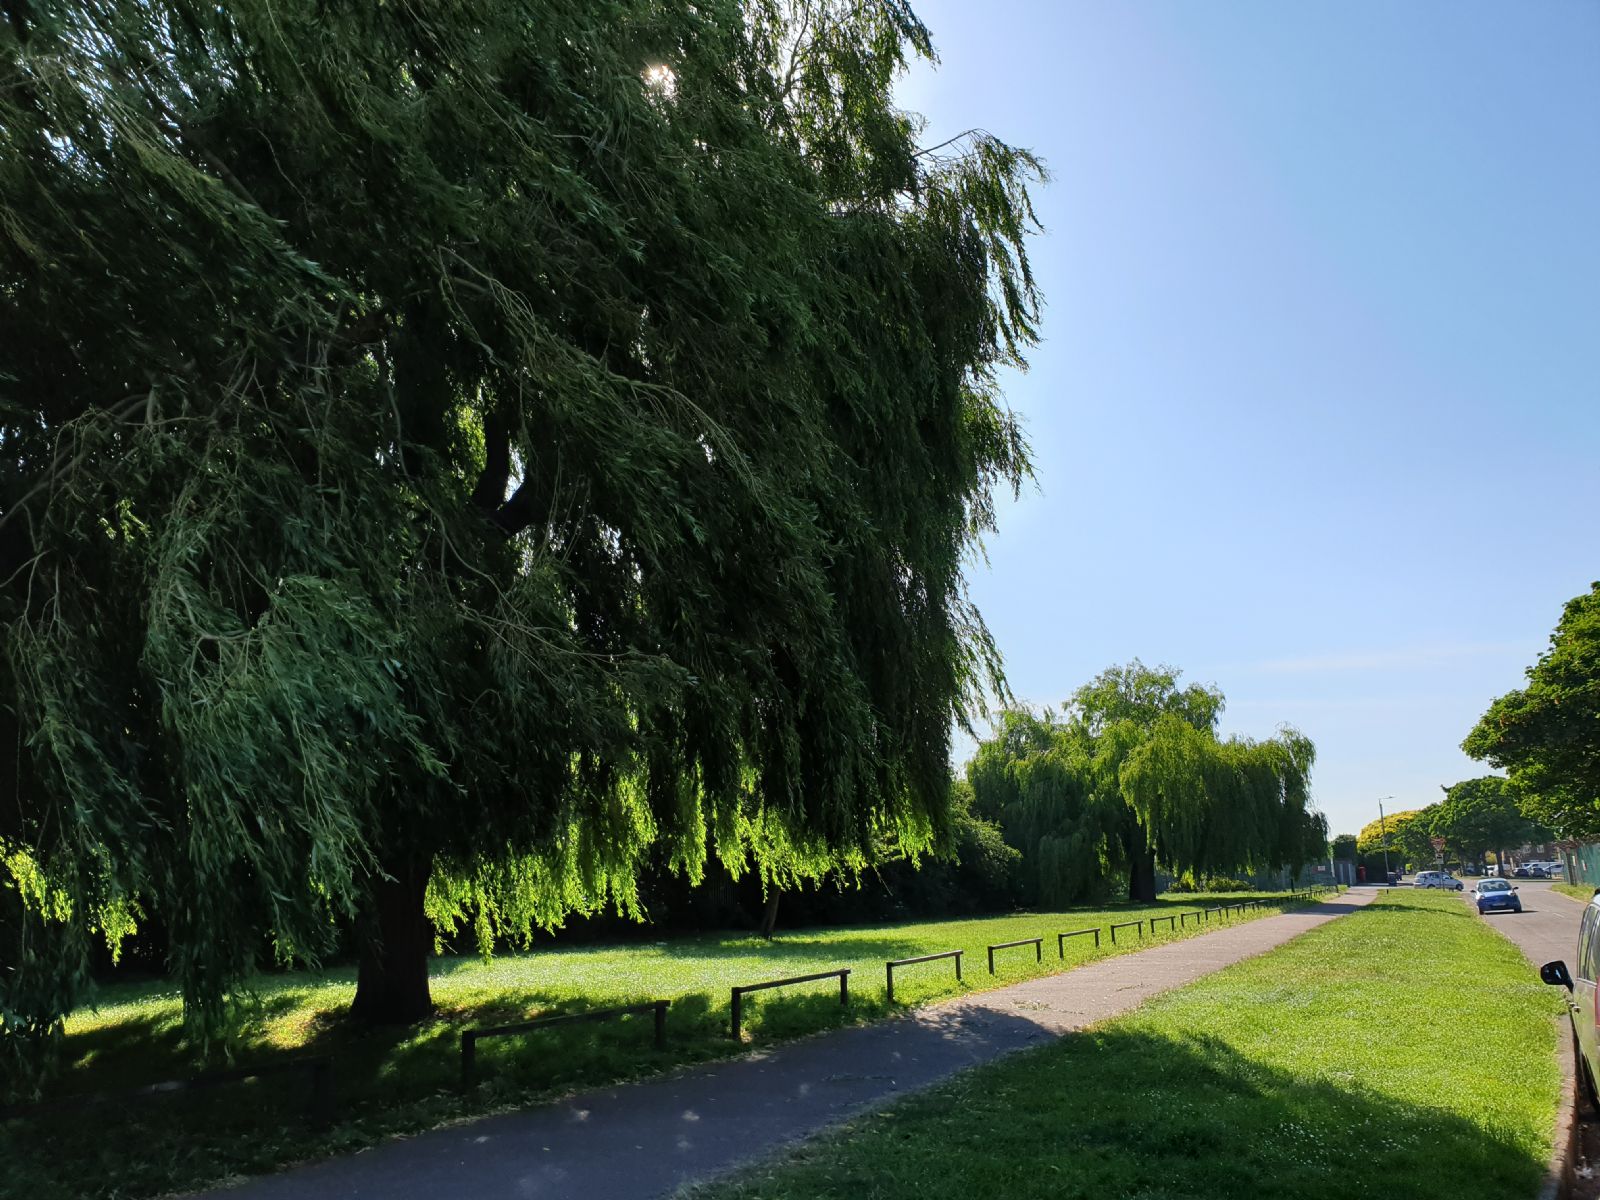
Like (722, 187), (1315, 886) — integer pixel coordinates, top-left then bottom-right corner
(731, 969), (850, 1039)
(987, 937), (1043, 974)
(1150, 915), (1177, 934)
(461, 1001), (668, 1086)
(885, 950), (962, 1003)
(1110, 919), (1144, 944)
(1057, 928), (1100, 957)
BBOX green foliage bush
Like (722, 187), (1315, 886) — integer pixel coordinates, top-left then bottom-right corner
(1165, 874), (1257, 894)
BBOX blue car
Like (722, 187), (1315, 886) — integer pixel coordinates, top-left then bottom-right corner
(1473, 878), (1522, 914)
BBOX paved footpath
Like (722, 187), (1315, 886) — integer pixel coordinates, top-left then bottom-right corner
(199, 889), (1377, 1200)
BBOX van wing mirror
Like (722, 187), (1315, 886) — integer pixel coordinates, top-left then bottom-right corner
(1541, 960), (1574, 991)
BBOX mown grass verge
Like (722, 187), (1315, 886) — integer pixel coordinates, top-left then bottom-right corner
(695, 889), (1561, 1200)
(3, 889), (1330, 1200)
(1552, 881), (1592, 904)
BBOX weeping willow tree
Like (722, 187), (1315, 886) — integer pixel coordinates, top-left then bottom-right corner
(968, 662), (1326, 904)
(965, 709), (1104, 907)
(0, 0), (1044, 1078)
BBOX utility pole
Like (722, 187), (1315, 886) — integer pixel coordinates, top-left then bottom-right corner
(1378, 796), (1394, 885)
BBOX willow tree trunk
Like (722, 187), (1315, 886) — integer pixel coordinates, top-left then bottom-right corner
(759, 888), (782, 940)
(350, 854), (435, 1024)
(1126, 825), (1158, 903)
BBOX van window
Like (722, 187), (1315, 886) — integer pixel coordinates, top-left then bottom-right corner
(1581, 907), (1598, 982)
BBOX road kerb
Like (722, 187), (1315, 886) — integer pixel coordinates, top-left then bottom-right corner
(1541, 1015), (1578, 1200)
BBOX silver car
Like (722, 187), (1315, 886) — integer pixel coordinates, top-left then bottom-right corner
(1413, 870), (1463, 891)
(1541, 892), (1600, 1107)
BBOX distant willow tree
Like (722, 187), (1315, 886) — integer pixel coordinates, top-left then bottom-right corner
(967, 663), (1325, 904)
(0, 0), (1044, 1074)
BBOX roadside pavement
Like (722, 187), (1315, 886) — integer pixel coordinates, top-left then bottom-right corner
(197, 888), (1375, 1200)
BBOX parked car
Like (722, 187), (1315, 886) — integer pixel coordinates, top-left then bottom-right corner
(1472, 879), (1522, 915)
(1413, 871), (1464, 891)
(1514, 865), (1532, 878)
(1540, 893), (1600, 1109)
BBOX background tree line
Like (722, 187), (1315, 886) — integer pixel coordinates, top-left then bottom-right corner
(1465, 582), (1600, 842)
(1338, 779), (1548, 877)
(1336, 579), (1600, 877)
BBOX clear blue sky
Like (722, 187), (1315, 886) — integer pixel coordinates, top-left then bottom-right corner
(899, 0), (1600, 837)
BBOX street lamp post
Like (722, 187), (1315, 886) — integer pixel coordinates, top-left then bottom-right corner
(1378, 796), (1395, 885)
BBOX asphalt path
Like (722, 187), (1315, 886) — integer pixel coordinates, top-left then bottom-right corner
(193, 890), (1374, 1200)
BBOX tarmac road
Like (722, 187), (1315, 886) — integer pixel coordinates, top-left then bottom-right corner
(1458, 878), (1584, 969)
(1457, 878), (1592, 1200)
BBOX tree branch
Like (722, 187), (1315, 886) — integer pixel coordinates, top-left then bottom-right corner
(470, 411), (510, 514)
(1, 0), (30, 46)
(490, 475), (538, 537)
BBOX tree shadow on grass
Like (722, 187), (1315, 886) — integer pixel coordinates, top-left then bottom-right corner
(8, 985), (754, 1200)
(705, 1023), (1550, 1200)
(22, 892), (1378, 1199)
(49, 986), (314, 1094)
(646, 932), (931, 962)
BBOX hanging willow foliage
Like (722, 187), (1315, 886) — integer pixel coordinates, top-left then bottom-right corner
(0, 0), (1043, 1081)
(968, 663), (1327, 905)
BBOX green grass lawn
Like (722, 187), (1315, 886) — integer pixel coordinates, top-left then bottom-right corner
(2, 888), (1329, 1200)
(695, 889), (1562, 1200)
(1551, 881), (1592, 904)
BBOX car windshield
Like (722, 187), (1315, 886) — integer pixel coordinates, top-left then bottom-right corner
(1480, 880), (1512, 892)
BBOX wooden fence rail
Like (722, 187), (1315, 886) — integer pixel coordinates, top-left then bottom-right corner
(987, 937), (1043, 974)
(1057, 928), (1100, 956)
(461, 1002), (669, 1086)
(885, 951), (963, 1003)
(731, 970), (850, 1039)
